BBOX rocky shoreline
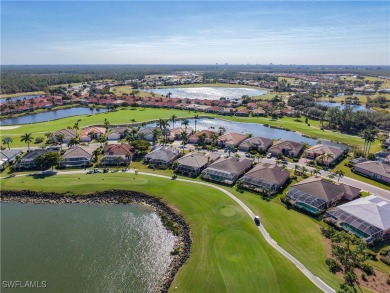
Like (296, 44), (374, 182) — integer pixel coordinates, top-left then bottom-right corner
(1, 190), (192, 293)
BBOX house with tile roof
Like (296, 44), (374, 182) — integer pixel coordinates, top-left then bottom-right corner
(304, 144), (344, 166)
(239, 137), (273, 152)
(51, 129), (77, 143)
(175, 152), (220, 177)
(60, 146), (98, 167)
(217, 132), (248, 148)
(201, 157), (253, 185)
(353, 161), (390, 184)
(100, 144), (134, 166)
(268, 140), (304, 158)
(239, 163), (290, 195)
(144, 146), (181, 169)
(79, 127), (106, 143)
(18, 149), (49, 169)
(188, 130), (218, 144)
(285, 177), (361, 215)
(325, 195), (390, 242)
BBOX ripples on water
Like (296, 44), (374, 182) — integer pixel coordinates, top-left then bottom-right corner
(1, 203), (176, 293)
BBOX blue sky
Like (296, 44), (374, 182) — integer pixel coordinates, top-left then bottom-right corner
(1, 1), (389, 65)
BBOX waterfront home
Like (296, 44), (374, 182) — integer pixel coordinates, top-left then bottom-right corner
(107, 130), (121, 141)
(325, 195), (390, 242)
(175, 152), (220, 177)
(18, 149), (49, 169)
(139, 127), (160, 141)
(268, 140), (304, 158)
(168, 127), (193, 141)
(285, 177), (361, 215)
(111, 127), (130, 138)
(304, 144), (344, 166)
(60, 146), (97, 167)
(201, 157), (253, 185)
(217, 132), (248, 148)
(235, 108), (250, 117)
(100, 144), (134, 166)
(0, 149), (22, 170)
(238, 137), (273, 152)
(79, 127), (106, 143)
(188, 130), (218, 144)
(51, 129), (77, 143)
(251, 108), (266, 116)
(353, 161), (390, 184)
(238, 163), (290, 195)
(144, 146), (181, 169)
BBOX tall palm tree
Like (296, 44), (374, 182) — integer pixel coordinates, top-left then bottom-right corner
(194, 114), (200, 132)
(152, 128), (161, 145)
(210, 132), (219, 147)
(312, 168), (321, 177)
(20, 133), (33, 151)
(325, 153), (334, 166)
(335, 170), (345, 182)
(2, 137), (13, 150)
(55, 134), (65, 150)
(180, 131), (188, 153)
(170, 114), (177, 129)
(181, 119), (189, 132)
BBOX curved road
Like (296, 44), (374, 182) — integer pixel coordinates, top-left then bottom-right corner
(2, 169), (335, 292)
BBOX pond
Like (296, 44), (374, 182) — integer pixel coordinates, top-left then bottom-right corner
(149, 118), (348, 149)
(1, 202), (176, 293)
(316, 101), (372, 112)
(148, 87), (267, 100)
(0, 107), (108, 125)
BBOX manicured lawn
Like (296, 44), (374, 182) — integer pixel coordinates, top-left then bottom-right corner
(0, 91), (45, 98)
(1, 173), (321, 293)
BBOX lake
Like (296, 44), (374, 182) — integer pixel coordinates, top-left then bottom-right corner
(316, 101), (371, 112)
(149, 118), (348, 149)
(0, 107), (108, 125)
(1, 202), (176, 293)
(148, 87), (267, 100)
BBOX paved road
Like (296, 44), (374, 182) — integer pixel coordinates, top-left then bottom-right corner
(1, 169), (334, 292)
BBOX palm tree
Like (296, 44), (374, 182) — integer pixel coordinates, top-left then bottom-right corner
(20, 133), (33, 151)
(170, 114), (177, 129)
(55, 134), (65, 150)
(152, 128), (161, 145)
(2, 137), (13, 149)
(335, 170), (345, 182)
(218, 127), (226, 136)
(226, 145), (235, 157)
(193, 114), (200, 132)
(104, 118), (110, 130)
(325, 153), (334, 166)
(67, 137), (79, 148)
(312, 168), (321, 177)
(210, 132), (219, 147)
(301, 166), (308, 177)
(362, 128), (378, 157)
(255, 153), (262, 163)
(197, 133), (207, 148)
(294, 164), (300, 175)
(181, 119), (189, 132)
(180, 131), (188, 153)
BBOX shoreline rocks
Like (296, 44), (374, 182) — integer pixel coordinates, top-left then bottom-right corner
(1, 190), (192, 293)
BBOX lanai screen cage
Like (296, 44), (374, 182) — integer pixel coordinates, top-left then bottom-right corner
(326, 208), (383, 239)
(285, 188), (328, 214)
(240, 176), (277, 191)
(201, 168), (236, 183)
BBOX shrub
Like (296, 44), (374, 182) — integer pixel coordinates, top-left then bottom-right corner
(380, 246), (390, 256)
(387, 278), (390, 285)
(361, 273), (367, 281)
(34, 137), (44, 144)
(326, 258), (341, 273)
(365, 250), (377, 261)
(361, 263), (374, 275)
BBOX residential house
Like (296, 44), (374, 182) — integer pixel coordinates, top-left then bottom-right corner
(217, 132), (248, 148)
(107, 130), (121, 141)
(201, 157), (253, 185)
(168, 127), (193, 141)
(100, 144), (134, 166)
(79, 127), (106, 143)
(139, 127), (160, 141)
(285, 177), (361, 215)
(0, 149), (22, 170)
(144, 146), (181, 169)
(235, 108), (250, 117)
(175, 152), (220, 177)
(325, 195), (390, 242)
(111, 127), (130, 138)
(239, 163), (290, 195)
(60, 146), (97, 167)
(353, 161), (390, 184)
(51, 129), (77, 143)
(268, 140), (304, 158)
(188, 130), (218, 144)
(18, 149), (49, 169)
(251, 108), (266, 116)
(239, 137), (273, 152)
(304, 144), (344, 166)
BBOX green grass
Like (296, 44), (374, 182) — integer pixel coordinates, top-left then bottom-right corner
(333, 158), (390, 190)
(1, 173), (322, 293)
(0, 91), (45, 98)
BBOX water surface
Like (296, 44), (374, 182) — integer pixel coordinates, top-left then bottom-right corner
(1, 107), (108, 125)
(1, 202), (176, 293)
(316, 101), (371, 112)
(149, 87), (267, 100)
